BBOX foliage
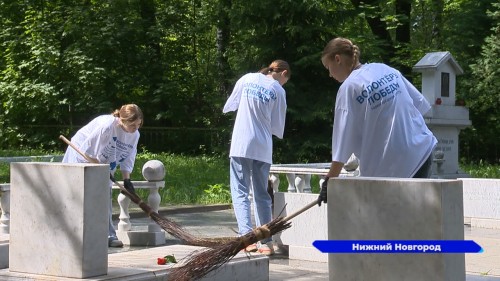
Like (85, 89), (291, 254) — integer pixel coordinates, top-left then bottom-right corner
(460, 161), (500, 179)
(460, 2), (500, 163)
(0, 163), (7, 183)
(116, 150), (231, 205)
(199, 183), (232, 204)
(1, 150), (499, 207)
(227, 0), (348, 163)
(0, 0), (498, 164)
(0, 149), (231, 205)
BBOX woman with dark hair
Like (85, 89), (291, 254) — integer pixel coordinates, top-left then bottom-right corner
(223, 60), (291, 255)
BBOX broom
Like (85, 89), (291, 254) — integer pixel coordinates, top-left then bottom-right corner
(168, 200), (318, 281)
(59, 135), (233, 247)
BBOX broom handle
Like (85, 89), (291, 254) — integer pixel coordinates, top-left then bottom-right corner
(282, 200), (318, 222)
(59, 135), (129, 194)
(59, 135), (99, 163)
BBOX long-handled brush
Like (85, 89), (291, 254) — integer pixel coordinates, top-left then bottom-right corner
(168, 200), (318, 281)
(59, 135), (233, 247)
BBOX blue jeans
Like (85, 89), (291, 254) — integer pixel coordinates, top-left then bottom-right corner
(108, 187), (118, 240)
(230, 157), (272, 243)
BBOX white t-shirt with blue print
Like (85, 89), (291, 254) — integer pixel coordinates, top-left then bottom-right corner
(223, 73), (287, 164)
(62, 115), (139, 175)
(331, 63), (437, 177)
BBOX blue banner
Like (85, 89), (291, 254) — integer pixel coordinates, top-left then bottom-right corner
(313, 240), (483, 254)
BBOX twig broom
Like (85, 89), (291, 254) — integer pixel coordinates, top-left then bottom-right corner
(168, 200), (318, 281)
(59, 135), (233, 247)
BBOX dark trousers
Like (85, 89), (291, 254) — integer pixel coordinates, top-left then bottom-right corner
(413, 153), (433, 178)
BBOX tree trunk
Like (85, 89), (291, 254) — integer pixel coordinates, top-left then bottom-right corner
(350, 0), (396, 64)
(431, 0), (444, 49)
(395, 0), (412, 77)
(216, 0), (232, 97)
(140, 0), (162, 90)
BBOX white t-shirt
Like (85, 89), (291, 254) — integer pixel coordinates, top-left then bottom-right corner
(62, 115), (140, 174)
(223, 73), (287, 164)
(331, 63), (437, 177)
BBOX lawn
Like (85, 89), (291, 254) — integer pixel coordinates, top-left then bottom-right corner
(1, 150), (498, 205)
(0, 150), (232, 205)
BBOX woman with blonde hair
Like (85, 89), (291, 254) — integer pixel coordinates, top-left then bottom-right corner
(317, 37), (437, 206)
(62, 104), (143, 247)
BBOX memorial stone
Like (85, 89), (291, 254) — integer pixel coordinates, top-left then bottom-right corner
(413, 51), (471, 178)
(9, 163), (109, 278)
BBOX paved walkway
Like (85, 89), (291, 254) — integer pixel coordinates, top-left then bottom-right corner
(2, 204), (500, 280)
(110, 205), (500, 281)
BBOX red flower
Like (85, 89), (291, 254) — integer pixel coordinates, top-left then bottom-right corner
(157, 257), (166, 265)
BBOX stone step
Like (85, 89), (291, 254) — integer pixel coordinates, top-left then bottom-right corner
(0, 245), (269, 280)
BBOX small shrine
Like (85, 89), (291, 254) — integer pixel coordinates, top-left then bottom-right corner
(413, 51), (472, 178)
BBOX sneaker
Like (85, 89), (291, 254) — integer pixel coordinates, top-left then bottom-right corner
(257, 242), (274, 256)
(245, 243), (258, 252)
(108, 238), (124, 248)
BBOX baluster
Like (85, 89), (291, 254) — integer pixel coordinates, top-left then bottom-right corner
(286, 173), (296, 192)
(117, 193), (131, 232)
(269, 174), (280, 193)
(0, 187), (10, 234)
(147, 186), (162, 233)
(303, 174), (312, 193)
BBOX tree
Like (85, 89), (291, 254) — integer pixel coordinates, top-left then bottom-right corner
(461, 2), (500, 163)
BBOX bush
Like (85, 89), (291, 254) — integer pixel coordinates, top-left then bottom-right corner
(460, 161), (500, 179)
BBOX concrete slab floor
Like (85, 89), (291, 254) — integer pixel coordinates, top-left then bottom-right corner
(1, 208), (500, 280)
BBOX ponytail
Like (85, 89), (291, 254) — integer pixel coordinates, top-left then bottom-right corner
(258, 60), (291, 78)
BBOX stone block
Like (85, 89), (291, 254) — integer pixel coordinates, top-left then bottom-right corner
(116, 230), (166, 246)
(462, 178), (500, 229)
(273, 192), (328, 262)
(0, 239), (8, 269)
(9, 163), (109, 278)
(327, 177), (465, 281)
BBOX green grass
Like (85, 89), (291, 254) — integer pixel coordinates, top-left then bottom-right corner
(126, 151), (231, 205)
(0, 163), (8, 183)
(1, 149), (498, 206)
(0, 149), (232, 205)
(460, 161), (500, 178)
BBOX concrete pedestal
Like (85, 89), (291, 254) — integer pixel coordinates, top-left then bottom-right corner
(462, 178), (500, 229)
(273, 192), (328, 262)
(9, 163), (109, 278)
(117, 230), (166, 246)
(328, 177), (465, 281)
(0, 237), (8, 269)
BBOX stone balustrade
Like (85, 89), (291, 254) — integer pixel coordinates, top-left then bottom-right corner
(113, 180), (167, 246)
(0, 159), (167, 247)
(0, 184), (9, 235)
(269, 162), (359, 193)
(0, 180), (164, 238)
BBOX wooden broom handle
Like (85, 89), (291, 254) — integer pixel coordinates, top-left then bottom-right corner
(282, 200), (318, 222)
(59, 135), (99, 164)
(59, 135), (130, 193)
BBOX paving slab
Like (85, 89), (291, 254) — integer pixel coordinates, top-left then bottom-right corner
(0, 245), (269, 281)
(1, 206), (500, 280)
